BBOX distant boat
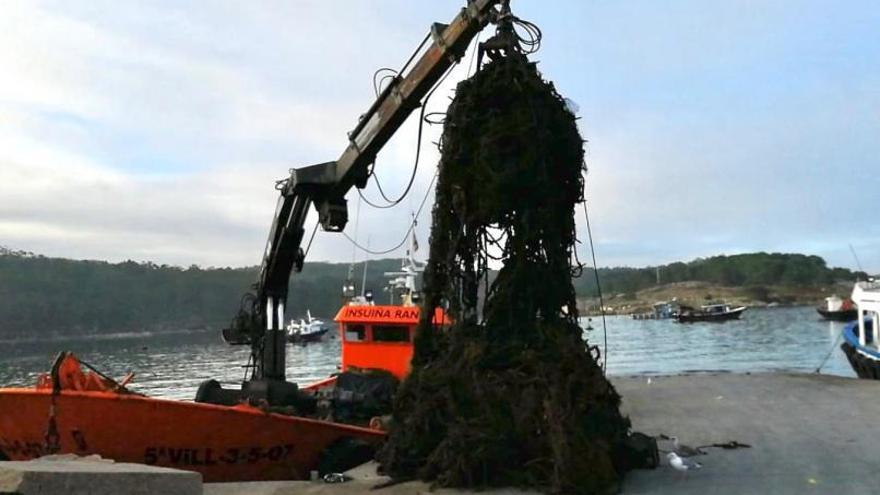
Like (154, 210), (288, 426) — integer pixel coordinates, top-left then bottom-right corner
(286, 310), (329, 344)
(653, 300), (681, 319)
(840, 280), (880, 379)
(677, 303), (747, 323)
(816, 295), (858, 322)
(632, 301), (681, 320)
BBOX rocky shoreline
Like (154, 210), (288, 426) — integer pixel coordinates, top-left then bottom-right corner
(577, 280), (854, 316)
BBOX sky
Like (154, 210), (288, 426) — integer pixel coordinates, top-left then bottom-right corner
(1, 0), (878, 273)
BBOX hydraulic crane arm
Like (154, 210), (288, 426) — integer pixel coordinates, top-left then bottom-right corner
(229, 0), (505, 385)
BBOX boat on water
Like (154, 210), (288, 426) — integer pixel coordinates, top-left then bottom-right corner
(336, 242), (450, 380)
(631, 300), (681, 320)
(0, 240), (449, 483)
(677, 303), (747, 323)
(653, 300), (681, 319)
(286, 310), (330, 344)
(0, 285), (446, 481)
(0, 352), (384, 482)
(840, 280), (880, 379)
(0, 3), (503, 481)
(816, 295), (858, 322)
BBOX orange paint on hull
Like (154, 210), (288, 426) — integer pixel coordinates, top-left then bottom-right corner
(0, 387), (383, 482)
(342, 341), (414, 379)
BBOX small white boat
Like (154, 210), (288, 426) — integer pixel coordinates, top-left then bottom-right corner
(286, 310), (329, 344)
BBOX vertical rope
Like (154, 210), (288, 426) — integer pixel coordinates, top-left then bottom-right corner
(583, 200), (608, 374)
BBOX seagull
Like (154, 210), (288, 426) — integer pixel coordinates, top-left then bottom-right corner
(670, 436), (706, 457)
(667, 452), (701, 478)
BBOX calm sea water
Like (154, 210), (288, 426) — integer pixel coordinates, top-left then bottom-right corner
(0, 306), (853, 401)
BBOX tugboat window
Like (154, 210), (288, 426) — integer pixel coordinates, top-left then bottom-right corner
(372, 325), (410, 343)
(344, 324), (367, 342)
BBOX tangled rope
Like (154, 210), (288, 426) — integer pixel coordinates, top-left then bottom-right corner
(379, 54), (635, 494)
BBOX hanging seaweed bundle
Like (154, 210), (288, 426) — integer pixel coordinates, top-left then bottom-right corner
(378, 54), (636, 494)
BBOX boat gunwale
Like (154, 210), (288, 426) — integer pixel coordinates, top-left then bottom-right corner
(843, 320), (880, 360)
(0, 385), (383, 437)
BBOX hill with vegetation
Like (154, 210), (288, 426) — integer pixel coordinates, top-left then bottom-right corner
(573, 252), (865, 314)
(0, 247), (407, 339)
(573, 252), (862, 297)
(0, 249), (864, 338)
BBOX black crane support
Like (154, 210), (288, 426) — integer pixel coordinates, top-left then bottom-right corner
(203, 0), (505, 407)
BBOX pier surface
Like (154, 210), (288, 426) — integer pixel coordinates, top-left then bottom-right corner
(203, 372), (878, 494)
(0, 455), (201, 495)
(618, 372), (877, 494)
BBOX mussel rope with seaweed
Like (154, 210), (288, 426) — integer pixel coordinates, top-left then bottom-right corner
(378, 53), (644, 494)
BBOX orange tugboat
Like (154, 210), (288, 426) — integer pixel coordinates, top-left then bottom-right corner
(336, 251), (450, 380)
(0, 0), (494, 481)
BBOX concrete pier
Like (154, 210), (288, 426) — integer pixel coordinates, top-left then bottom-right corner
(0, 454), (202, 495)
(203, 372), (880, 494)
(618, 372), (879, 494)
(3, 372), (868, 493)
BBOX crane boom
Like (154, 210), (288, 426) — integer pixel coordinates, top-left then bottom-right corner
(216, 0), (504, 405)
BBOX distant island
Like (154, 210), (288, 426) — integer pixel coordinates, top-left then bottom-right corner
(0, 248), (865, 338)
(574, 252), (866, 315)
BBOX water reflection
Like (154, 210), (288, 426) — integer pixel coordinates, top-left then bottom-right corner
(0, 306), (854, 400)
(595, 306), (853, 377)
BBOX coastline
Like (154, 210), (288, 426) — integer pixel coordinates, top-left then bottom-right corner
(578, 280), (853, 315)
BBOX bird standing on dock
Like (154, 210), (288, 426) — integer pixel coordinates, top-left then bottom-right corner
(667, 452), (702, 478)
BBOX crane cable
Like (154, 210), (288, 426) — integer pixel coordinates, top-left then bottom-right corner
(358, 63), (450, 209)
(345, 29), (482, 252)
(358, 32), (478, 209)
(582, 199), (609, 374)
(344, 171), (437, 255)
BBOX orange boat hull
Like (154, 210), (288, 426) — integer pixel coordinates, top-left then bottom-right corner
(0, 387), (384, 482)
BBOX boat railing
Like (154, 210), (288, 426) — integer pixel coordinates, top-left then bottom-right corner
(856, 280), (880, 292)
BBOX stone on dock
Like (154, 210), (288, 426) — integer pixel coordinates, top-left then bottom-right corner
(0, 455), (202, 495)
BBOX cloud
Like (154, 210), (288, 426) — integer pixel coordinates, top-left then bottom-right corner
(0, 0), (465, 268)
(1, 0), (878, 274)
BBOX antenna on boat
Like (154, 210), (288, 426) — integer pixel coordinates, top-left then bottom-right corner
(849, 244), (865, 278)
(360, 236), (371, 297)
(383, 216), (424, 307)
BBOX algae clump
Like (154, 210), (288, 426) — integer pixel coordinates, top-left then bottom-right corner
(379, 54), (637, 494)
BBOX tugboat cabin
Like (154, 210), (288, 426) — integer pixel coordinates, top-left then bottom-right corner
(334, 305), (450, 379)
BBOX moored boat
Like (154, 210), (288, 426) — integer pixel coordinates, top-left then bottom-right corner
(653, 300), (681, 319)
(0, 5), (517, 483)
(0, 242), (449, 481)
(840, 280), (880, 379)
(816, 295), (858, 322)
(336, 245), (450, 380)
(286, 310), (330, 344)
(677, 303), (747, 323)
(0, 353), (384, 481)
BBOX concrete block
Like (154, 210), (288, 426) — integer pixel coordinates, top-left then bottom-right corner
(0, 455), (202, 495)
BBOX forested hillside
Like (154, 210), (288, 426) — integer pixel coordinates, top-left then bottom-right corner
(0, 249), (863, 338)
(0, 248), (406, 339)
(573, 252), (863, 298)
